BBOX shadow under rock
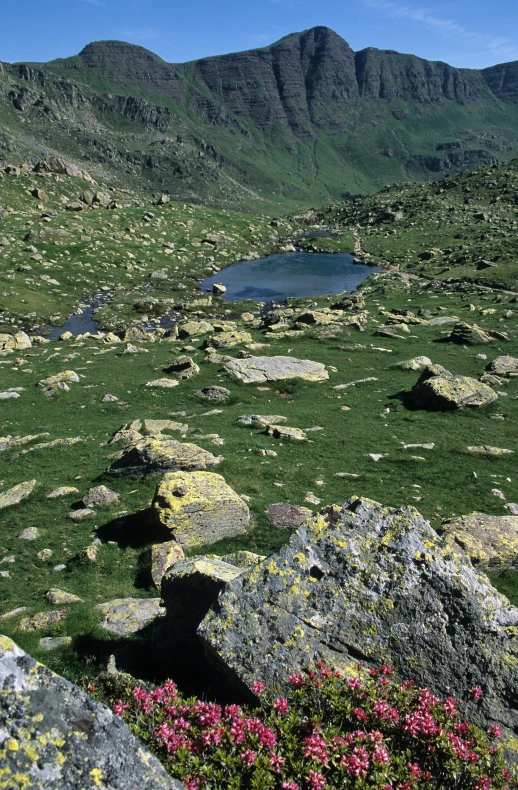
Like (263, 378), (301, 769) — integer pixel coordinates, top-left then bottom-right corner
(96, 508), (171, 549)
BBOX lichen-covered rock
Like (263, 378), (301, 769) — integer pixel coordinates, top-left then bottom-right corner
(165, 355), (199, 379)
(410, 366), (498, 410)
(96, 598), (165, 636)
(220, 551), (266, 568)
(196, 386), (231, 401)
(294, 310), (334, 326)
(45, 589), (83, 605)
(144, 419), (188, 435)
(394, 356), (432, 370)
(205, 330), (253, 349)
(447, 322), (494, 345)
(162, 557), (242, 631)
(20, 610), (68, 632)
(267, 425), (307, 441)
(153, 471), (249, 548)
(267, 503), (313, 529)
(467, 445), (513, 456)
(178, 320), (214, 338)
(224, 356), (328, 384)
(38, 370), (79, 389)
(82, 485), (119, 508)
(199, 497), (518, 738)
(146, 378), (179, 389)
(238, 414), (287, 428)
(108, 437), (223, 476)
(0, 636), (178, 788)
(151, 541), (185, 587)
(0, 331), (31, 351)
(0, 480), (37, 509)
(443, 512), (518, 569)
(486, 355), (518, 377)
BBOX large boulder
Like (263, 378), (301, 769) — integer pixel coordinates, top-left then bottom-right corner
(410, 365), (498, 410)
(224, 355), (328, 384)
(442, 512), (518, 570)
(0, 331), (31, 352)
(108, 437), (223, 476)
(447, 322), (495, 345)
(0, 636), (179, 788)
(199, 497), (518, 737)
(153, 471), (250, 548)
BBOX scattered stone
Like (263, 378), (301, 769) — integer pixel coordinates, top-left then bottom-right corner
(179, 321), (214, 338)
(47, 486), (79, 499)
(212, 283), (227, 296)
(144, 419), (188, 435)
(37, 549), (53, 561)
(102, 393), (119, 402)
(304, 492), (321, 505)
(0, 392), (20, 400)
(153, 471), (250, 549)
(492, 489), (507, 501)
(486, 355), (518, 378)
(198, 496), (518, 740)
(0, 607), (27, 619)
(467, 446), (513, 456)
(333, 377), (378, 390)
(447, 322), (494, 345)
(146, 378), (179, 389)
(238, 414), (287, 428)
(224, 356), (328, 384)
(394, 356), (432, 371)
(165, 355), (199, 379)
(38, 370), (79, 390)
(109, 437), (223, 476)
(206, 330), (253, 349)
(18, 527), (39, 540)
(197, 386), (231, 401)
(0, 480), (37, 510)
(82, 485), (120, 508)
(443, 512), (518, 569)
(96, 598), (165, 636)
(20, 610), (68, 632)
(505, 504), (518, 516)
(45, 589), (83, 605)
(267, 503), (313, 530)
(267, 425), (307, 441)
(39, 636), (73, 652)
(0, 637), (176, 788)
(151, 541), (185, 587)
(68, 508), (95, 521)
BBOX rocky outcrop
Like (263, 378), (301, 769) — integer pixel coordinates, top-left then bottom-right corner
(153, 471), (249, 548)
(199, 497), (518, 737)
(0, 636), (179, 788)
(409, 365), (498, 410)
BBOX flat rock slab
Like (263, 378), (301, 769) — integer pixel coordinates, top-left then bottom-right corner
(96, 598), (165, 636)
(153, 471), (249, 549)
(443, 512), (518, 569)
(199, 497), (518, 739)
(267, 503), (313, 529)
(108, 437), (223, 476)
(0, 636), (177, 788)
(0, 480), (37, 509)
(224, 356), (328, 384)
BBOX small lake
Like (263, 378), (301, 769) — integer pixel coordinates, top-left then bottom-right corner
(201, 251), (382, 302)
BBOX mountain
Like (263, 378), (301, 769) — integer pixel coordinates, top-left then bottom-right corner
(1, 27), (518, 210)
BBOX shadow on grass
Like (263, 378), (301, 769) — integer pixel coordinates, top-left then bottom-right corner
(96, 508), (171, 549)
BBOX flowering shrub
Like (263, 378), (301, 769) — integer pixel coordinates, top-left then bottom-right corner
(92, 663), (516, 789)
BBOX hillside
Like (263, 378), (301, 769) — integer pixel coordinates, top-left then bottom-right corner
(2, 28), (518, 209)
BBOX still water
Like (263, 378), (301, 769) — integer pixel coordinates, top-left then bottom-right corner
(201, 251), (381, 302)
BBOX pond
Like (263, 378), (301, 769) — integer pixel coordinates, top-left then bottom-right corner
(201, 251), (382, 302)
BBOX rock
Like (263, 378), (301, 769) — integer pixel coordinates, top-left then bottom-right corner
(205, 330), (253, 349)
(47, 486), (79, 498)
(18, 527), (39, 541)
(238, 414), (287, 428)
(0, 392), (20, 400)
(68, 508), (95, 521)
(59, 331), (73, 341)
(267, 425), (307, 441)
(81, 543), (100, 562)
(153, 471), (249, 549)
(178, 320), (214, 338)
(486, 355), (518, 377)
(162, 557), (242, 631)
(394, 356), (432, 370)
(0, 636), (176, 788)
(220, 551), (266, 568)
(144, 419), (188, 435)
(165, 355), (200, 379)
(447, 322), (494, 345)
(442, 512), (518, 570)
(199, 497), (518, 739)
(196, 386), (231, 401)
(0, 480), (37, 510)
(410, 366), (498, 410)
(146, 378), (179, 389)
(96, 598), (165, 636)
(267, 503), (313, 529)
(212, 282), (227, 296)
(20, 610), (68, 632)
(467, 446), (513, 456)
(295, 310), (334, 326)
(224, 356), (328, 384)
(37, 549), (53, 561)
(45, 589), (83, 605)
(151, 541), (185, 587)
(109, 437), (223, 477)
(38, 370), (79, 390)
(333, 377), (378, 390)
(82, 485), (120, 508)
(102, 393), (119, 402)
(39, 636), (73, 652)
(0, 331), (31, 351)
(120, 326), (150, 343)
(505, 504), (518, 516)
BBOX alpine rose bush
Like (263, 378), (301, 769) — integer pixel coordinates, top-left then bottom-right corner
(95, 663), (516, 789)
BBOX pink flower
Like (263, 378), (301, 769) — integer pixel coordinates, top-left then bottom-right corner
(346, 677), (363, 692)
(303, 733), (329, 764)
(289, 673), (306, 688)
(487, 724), (502, 738)
(475, 777), (492, 790)
(307, 769), (326, 789)
(184, 776), (201, 790)
(282, 782), (300, 790)
(470, 686), (484, 702)
(407, 762), (422, 779)
(443, 696), (457, 718)
(273, 698), (290, 715)
(373, 700), (399, 724)
(258, 724), (277, 749)
(251, 680), (265, 695)
(270, 752), (286, 772)
(133, 687), (147, 703)
(240, 749), (257, 766)
(113, 700), (129, 716)
(372, 745), (390, 764)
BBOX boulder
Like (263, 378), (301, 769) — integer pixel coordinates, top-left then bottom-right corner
(267, 425), (307, 441)
(205, 330), (252, 349)
(162, 557), (242, 631)
(0, 331), (31, 352)
(199, 497), (518, 738)
(45, 589), (83, 605)
(220, 550), (266, 568)
(212, 283), (227, 296)
(178, 321), (214, 338)
(238, 414), (287, 428)
(96, 598), (165, 636)
(442, 512), (518, 569)
(196, 386), (231, 401)
(153, 471), (249, 548)
(467, 446), (513, 456)
(0, 636), (177, 788)
(447, 322), (494, 345)
(410, 366), (498, 410)
(486, 355), (518, 377)
(151, 540), (185, 587)
(144, 419), (188, 435)
(0, 480), (37, 509)
(82, 485), (119, 508)
(108, 437), (223, 476)
(38, 370), (79, 390)
(224, 356), (328, 384)
(394, 356), (432, 370)
(267, 503), (313, 529)
(165, 355), (199, 379)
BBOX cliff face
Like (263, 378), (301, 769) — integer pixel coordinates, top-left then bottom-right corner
(1, 27), (518, 209)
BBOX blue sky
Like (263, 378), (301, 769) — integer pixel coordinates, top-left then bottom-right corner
(2, 0), (518, 69)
